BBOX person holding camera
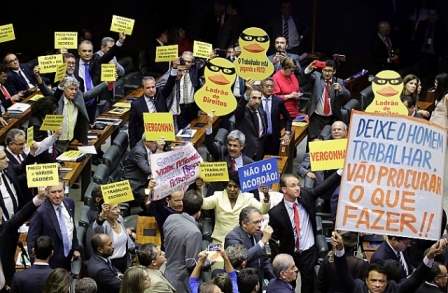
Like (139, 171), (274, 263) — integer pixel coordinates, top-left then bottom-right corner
(371, 21), (400, 74)
(268, 37), (301, 74)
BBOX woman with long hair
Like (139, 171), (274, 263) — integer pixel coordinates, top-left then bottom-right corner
(42, 268), (73, 293)
(119, 267), (151, 293)
(429, 73), (448, 130)
(169, 26), (193, 56)
(400, 74), (419, 100)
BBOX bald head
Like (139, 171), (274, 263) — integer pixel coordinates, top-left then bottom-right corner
(166, 190), (184, 212)
(378, 21), (391, 37)
(272, 254), (294, 278)
(331, 121), (348, 139)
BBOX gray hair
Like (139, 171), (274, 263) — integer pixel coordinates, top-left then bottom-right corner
(226, 244), (247, 269)
(182, 51), (195, 61)
(332, 121), (348, 132)
(64, 76), (80, 89)
(101, 37), (115, 47)
(141, 76), (156, 87)
(74, 277), (97, 293)
(239, 206), (261, 226)
(272, 254), (294, 278)
(78, 40), (93, 48)
(6, 128), (25, 145)
(227, 130), (245, 147)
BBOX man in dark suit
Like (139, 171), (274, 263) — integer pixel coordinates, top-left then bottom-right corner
(402, 96), (424, 119)
(237, 268), (260, 293)
(0, 64), (23, 116)
(87, 233), (121, 293)
(27, 179), (80, 270)
(235, 79), (268, 161)
(415, 262), (447, 293)
(128, 66), (178, 149)
(370, 236), (415, 279)
(0, 187), (46, 292)
(268, 172), (341, 293)
(225, 207), (275, 291)
(216, 0), (244, 49)
(267, 37), (302, 74)
(370, 21), (400, 74)
(3, 53), (41, 97)
(10, 235), (54, 293)
(199, 1), (227, 48)
(304, 60), (350, 140)
(145, 27), (169, 77)
(266, 254), (297, 293)
(260, 77), (292, 156)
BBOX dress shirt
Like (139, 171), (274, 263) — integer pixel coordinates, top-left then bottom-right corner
(60, 97), (78, 141)
(231, 155), (243, 170)
(179, 71), (194, 104)
(283, 199), (314, 252)
(5, 148), (23, 163)
(233, 78), (241, 98)
(35, 135), (57, 157)
(12, 69), (34, 88)
(52, 202), (74, 250)
(78, 60), (94, 92)
(315, 79), (333, 116)
(282, 16), (300, 48)
(144, 96), (157, 113)
(386, 240), (409, 273)
(243, 94), (264, 136)
(0, 171), (19, 219)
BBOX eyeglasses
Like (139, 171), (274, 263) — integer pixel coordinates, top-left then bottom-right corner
(12, 141), (26, 147)
(322, 69), (334, 73)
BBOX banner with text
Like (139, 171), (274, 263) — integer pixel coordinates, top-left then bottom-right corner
(110, 15), (135, 35)
(156, 45), (178, 62)
(26, 127), (33, 147)
(309, 139), (348, 171)
(0, 24), (15, 43)
(54, 32), (78, 49)
(200, 162), (229, 182)
(101, 64), (116, 82)
(143, 113), (175, 141)
(238, 157), (280, 192)
(38, 54), (64, 74)
(54, 63), (68, 83)
(101, 180), (134, 205)
(193, 41), (213, 59)
(150, 143), (202, 200)
(336, 111), (446, 240)
(26, 163), (59, 187)
(40, 115), (64, 131)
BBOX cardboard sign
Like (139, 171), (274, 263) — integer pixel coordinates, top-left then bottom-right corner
(194, 57), (237, 116)
(26, 127), (34, 148)
(335, 111), (446, 240)
(26, 163), (59, 188)
(38, 54), (64, 74)
(150, 143), (202, 200)
(110, 15), (135, 35)
(143, 113), (175, 141)
(54, 32), (78, 49)
(309, 139), (348, 171)
(155, 45), (178, 62)
(54, 63), (68, 83)
(40, 115), (64, 131)
(234, 27), (273, 80)
(101, 64), (116, 82)
(199, 162), (229, 182)
(365, 70), (408, 115)
(0, 24), (15, 43)
(193, 41), (213, 59)
(101, 180), (134, 205)
(238, 157), (280, 193)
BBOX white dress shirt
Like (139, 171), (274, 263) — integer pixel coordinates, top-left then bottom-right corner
(0, 171), (19, 219)
(12, 69), (34, 88)
(284, 199), (314, 252)
(179, 71), (194, 104)
(60, 97), (78, 141)
(53, 202), (74, 249)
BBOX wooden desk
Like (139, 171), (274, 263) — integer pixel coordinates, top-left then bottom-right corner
(97, 88), (144, 123)
(0, 118), (20, 142)
(263, 155), (288, 192)
(2, 92), (36, 126)
(419, 101), (434, 113)
(281, 123), (308, 149)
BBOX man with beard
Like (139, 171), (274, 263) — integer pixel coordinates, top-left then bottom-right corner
(267, 37), (301, 74)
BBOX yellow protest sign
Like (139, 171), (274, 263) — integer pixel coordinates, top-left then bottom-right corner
(54, 63), (68, 83)
(193, 41), (213, 59)
(101, 64), (116, 82)
(194, 57), (237, 116)
(101, 180), (134, 205)
(40, 115), (64, 131)
(54, 32), (78, 49)
(26, 127), (34, 148)
(309, 139), (348, 171)
(365, 70), (408, 115)
(234, 27), (273, 80)
(38, 54), (64, 74)
(30, 94), (44, 102)
(155, 45), (178, 62)
(199, 162), (229, 182)
(0, 24), (15, 43)
(143, 113), (175, 141)
(110, 15), (135, 35)
(26, 163), (59, 188)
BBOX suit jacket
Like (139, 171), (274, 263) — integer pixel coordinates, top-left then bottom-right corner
(146, 39), (170, 76)
(230, 76), (246, 98)
(163, 213), (203, 293)
(414, 20), (448, 59)
(0, 85), (14, 110)
(128, 72), (177, 148)
(151, 198), (181, 250)
(29, 116), (55, 164)
(334, 250), (431, 293)
(205, 131), (254, 168)
(297, 153), (324, 186)
(305, 71), (349, 122)
(216, 13), (245, 49)
(5, 150), (36, 201)
(27, 197), (80, 270)
(5, 65), (38, 96)
(268, 53), (302, 74)
(370, 34), (399, 74)
(10, 264), (53, 293)
(370, 241), (415, 279)
(235, 97), (268, 161)
(144, 267), (176, 293)
(266, 278), (295, 293)
(122, 141), (151, 193)
(87, 254), (121, 293)
(224, 226), (275, 286)
(265, 95), (292, 155)
(415, 282), (443, 293)
(264, 14), (308, 54)
(268, 172), (341, 258)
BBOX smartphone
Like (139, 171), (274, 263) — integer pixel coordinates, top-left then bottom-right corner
(315, 61), (326, 69)
(216, 49), (227, 58)
(208, 244), (220, 251)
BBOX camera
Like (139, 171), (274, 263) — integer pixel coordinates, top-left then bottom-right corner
(314, 61), (326, 69)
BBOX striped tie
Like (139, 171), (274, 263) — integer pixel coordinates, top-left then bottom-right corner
(397, 252), (409, 276)
(283, 17), (289, 42)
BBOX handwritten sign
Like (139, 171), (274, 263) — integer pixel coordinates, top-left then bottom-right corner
(238, 157), (280, 193)
(54, 32), (77, 49)
(150, 143), (203, 200)
(26, 163), (59, 188)
(309, 139), (348, 171)
(101, 180), (134, 205)
(0, 24), (15, 43)
(110, 15), (135, 35)
(193, 41), (213, 59)
(26, 127), (33, 148)
(200, 162), (229, 182)
(335, 111), (446, 240)
(38, 54), (64, 74)
(100, 64), (116, 82)
(40, 115), (64, 131)
(143, 113), (175, 141)
(155, 45), (178, 62)
(54, 63), (68, 83)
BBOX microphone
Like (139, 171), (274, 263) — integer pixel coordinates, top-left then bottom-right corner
(17, 240), (29, 265)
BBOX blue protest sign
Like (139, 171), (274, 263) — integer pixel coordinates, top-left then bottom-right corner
(238, 157), (280, 192)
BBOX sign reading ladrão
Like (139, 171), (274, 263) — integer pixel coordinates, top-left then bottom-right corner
(336, 111), (446, 240)
(238, 157), (280, 192)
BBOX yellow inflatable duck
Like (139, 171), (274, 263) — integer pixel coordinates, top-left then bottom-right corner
(194, 57), (237, 116)
(234, 27), (273, 80)
(365, 70), (408, 115)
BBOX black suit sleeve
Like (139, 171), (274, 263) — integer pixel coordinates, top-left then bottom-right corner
(205, 132), (224, 161)
(308, 171), (341, 200)
(0, 93), (13, 109)
(96, 267), (122, 290)
(3, 199), (39, 237)
(334, 252), (359, 293)
(268, 208), (281, 259)
(160, 73), (177, 98)
(235, 96), (248, 120)
(129, 101), (140, 149)
(279, 100), (292, 132)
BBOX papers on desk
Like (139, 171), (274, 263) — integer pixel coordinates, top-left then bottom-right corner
(7, 103), (31, 116)
(78, 145), (97, 154)
(56, 150), (85, 162)
(59, 167), (73, 172)
(108, 107), (130, 115)
(95, 118), (122, 126)
(176, 129), (197, 138)
(292, 122), (307, 127)
(29, 94), (44, 101)
(113, 102), (132, 108)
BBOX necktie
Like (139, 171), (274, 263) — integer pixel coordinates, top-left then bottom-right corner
(57, 205), (70, 257)
(283, 17), (289, 42)
(67, 101), (74, 140)
(0, 85), (11, 99)
(183, 71), (190, 105)
(231, 158), (235, 171)
(17, 154), (23, 163)
(107, 259), (115, 272)
(252, 111), (260, 138)
(385, 37), (392, 51)
(84, 63), (93, 91)
(397, 252), (409, 276)
(17, 71), (30, 89)
(264, 99), (272, 135)
(1, 173), (18, 214)
(293, 203), (301, 250)
(324, 81), (331, 115)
